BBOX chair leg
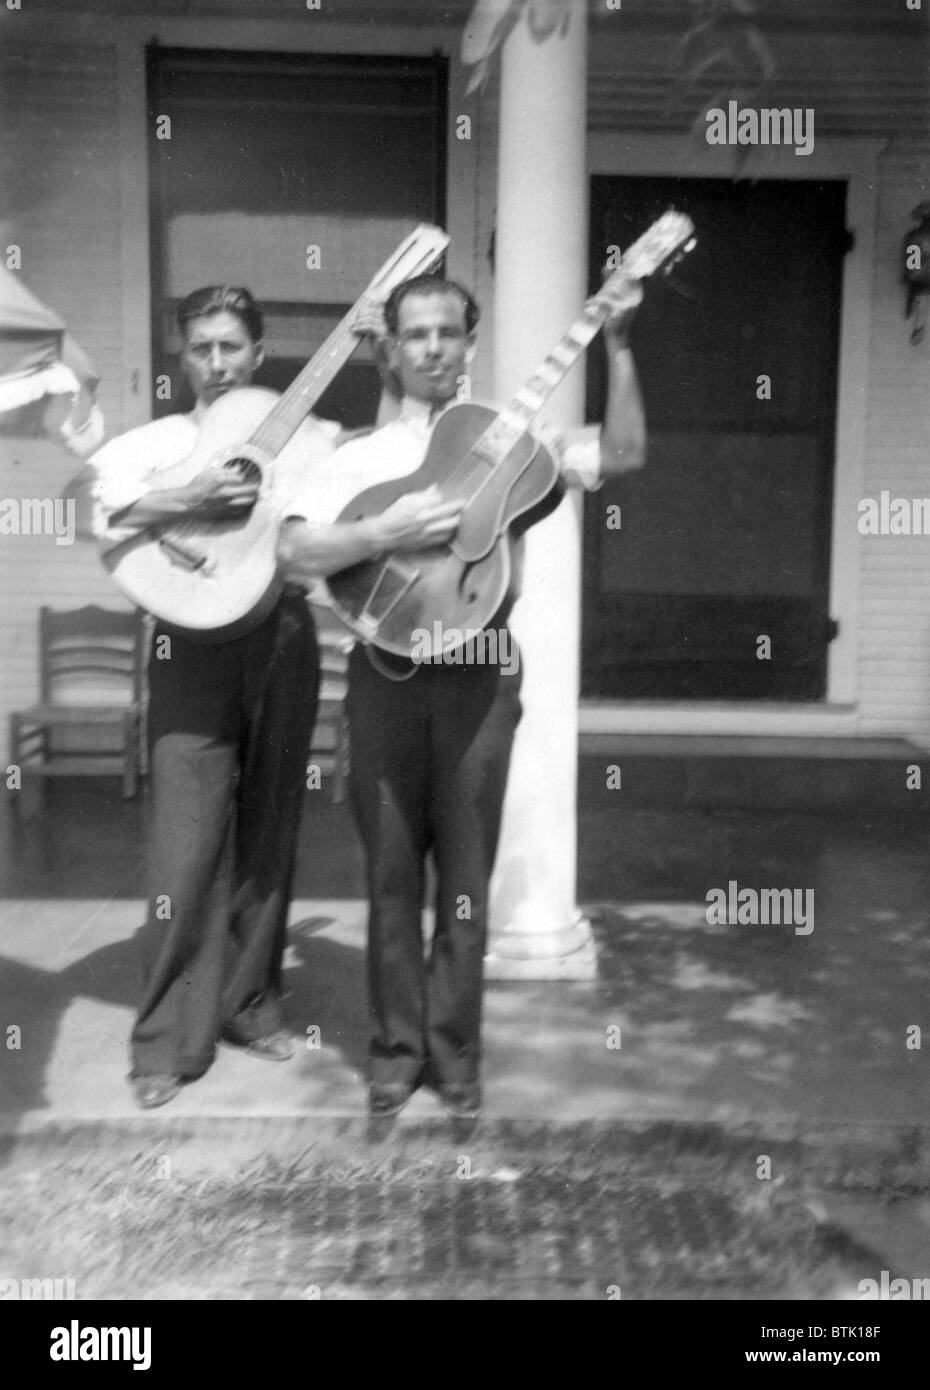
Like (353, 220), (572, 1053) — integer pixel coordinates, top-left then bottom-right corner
(123, 713), (139, 799)
(333, 716), (347, 805)
(7, 715), (46, 819)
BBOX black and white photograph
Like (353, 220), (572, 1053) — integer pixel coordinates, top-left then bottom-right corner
(0, 0), (928, 1334)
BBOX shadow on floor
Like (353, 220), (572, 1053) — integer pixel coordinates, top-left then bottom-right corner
(0, 916), (370, 1142)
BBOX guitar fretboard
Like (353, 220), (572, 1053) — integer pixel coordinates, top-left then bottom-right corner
(243, 223), (449, 459)
(249, 313), (369, 456)
(447, 301), (607, 493)
(446, 209), (694, 497)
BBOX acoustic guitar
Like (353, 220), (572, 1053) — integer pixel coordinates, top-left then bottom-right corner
(327, 210), (696, 659)
(98, 224), (449, 639)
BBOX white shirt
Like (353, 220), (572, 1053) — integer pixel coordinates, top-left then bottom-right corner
(286, 395), (441, 527)
(285, 395), (603, 606)
(286, 394), (603, 526)
(89, 415), (199, 544)
(88, 410), (341, 547)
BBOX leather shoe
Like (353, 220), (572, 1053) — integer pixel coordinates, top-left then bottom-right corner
(132, 1074), (182, 1109)
(221, 1028), (295, 1061)
(439, 1082), (481, 1118)
(369, 1082), (414, 1117)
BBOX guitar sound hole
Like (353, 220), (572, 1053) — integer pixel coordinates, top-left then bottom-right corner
(224, 457), (262, 486)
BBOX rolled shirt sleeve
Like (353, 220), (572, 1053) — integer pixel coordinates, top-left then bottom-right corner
(87, 411), (342, 548)
(558, 424), (603, 491)
(86, 416), (198, 547)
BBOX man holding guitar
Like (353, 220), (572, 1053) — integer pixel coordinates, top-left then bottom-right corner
(278, 267), (647, 1119)
(83, 283), (454, 1108)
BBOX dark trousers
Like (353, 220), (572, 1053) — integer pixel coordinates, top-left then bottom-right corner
(130, 593), (319, 1078)
(347, 643), (522, 1087)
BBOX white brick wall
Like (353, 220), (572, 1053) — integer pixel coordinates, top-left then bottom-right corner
(0, 43), (133, 766)
(856, 140), (930, 741)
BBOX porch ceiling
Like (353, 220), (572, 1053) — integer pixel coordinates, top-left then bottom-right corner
(5, 1), (925, 140)
(4, 0), (922, 34)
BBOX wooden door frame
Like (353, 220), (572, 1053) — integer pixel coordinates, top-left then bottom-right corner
(582, 132), (882, 737)
(144, 44), (449, 423)
(112, 13), (477, 436)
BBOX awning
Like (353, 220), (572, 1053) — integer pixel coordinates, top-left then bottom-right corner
(0, 264), (102, 452)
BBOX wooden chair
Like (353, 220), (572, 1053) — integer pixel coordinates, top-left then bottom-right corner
(9, 605), (145, 808)
(309, 603), (351, 803)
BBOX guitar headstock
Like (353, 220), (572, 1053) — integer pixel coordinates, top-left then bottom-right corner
(596, 210), (696, 312)
(366, 224), (451, 301)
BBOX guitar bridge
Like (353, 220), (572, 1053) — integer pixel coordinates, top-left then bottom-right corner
(158, 535), (213, 573)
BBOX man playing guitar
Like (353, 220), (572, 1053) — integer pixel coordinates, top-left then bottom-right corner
(84, 285), (453, 1108)
(278, 271), (645, 1118)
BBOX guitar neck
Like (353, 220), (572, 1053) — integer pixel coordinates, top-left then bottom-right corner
(249, 312), (367, 456)
(474, 300), (608, 465)
(471, 209), (696, 468)
(246, 223), (449, 458)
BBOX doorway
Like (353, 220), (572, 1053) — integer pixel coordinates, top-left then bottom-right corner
(583, 175), (847, 701)
(147, 46), (447, 429)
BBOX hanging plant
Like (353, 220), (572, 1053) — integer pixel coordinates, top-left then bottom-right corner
(461, 0), (777, 125)
(462, 0), (575, 93)
(673, 0), (777, 133)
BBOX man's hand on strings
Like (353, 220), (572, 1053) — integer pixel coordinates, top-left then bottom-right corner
(182, 468), (259, 519)
(374, 487), (462, 551)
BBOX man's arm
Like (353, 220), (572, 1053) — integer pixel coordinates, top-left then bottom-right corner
(105, 473), (258, 530)
(277, 515), (385, 587)
(65, 421), (261, 548)
(278, 487), (462, 587)
(559, 279), (646, 488)
(66, 468), (258, 540)
(599, 307), (646, 476)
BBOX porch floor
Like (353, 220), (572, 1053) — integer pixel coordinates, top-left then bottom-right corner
(2, 779), (929, 1298)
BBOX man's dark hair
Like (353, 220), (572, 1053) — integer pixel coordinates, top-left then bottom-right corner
(176, 286), (264, 344)
(383, 274), (480, 336)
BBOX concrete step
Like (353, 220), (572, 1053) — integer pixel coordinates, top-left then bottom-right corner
(579, 735), (930, 811)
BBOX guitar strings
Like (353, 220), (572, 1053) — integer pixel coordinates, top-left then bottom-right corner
(251, 316), (360, 455)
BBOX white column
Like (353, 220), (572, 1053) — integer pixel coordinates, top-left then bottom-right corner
(486, 0), (595, 979)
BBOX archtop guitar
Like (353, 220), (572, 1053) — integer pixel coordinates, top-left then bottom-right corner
(327, 210), (696, 658)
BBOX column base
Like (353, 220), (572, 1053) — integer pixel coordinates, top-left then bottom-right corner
(484, 913), (597, 980)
